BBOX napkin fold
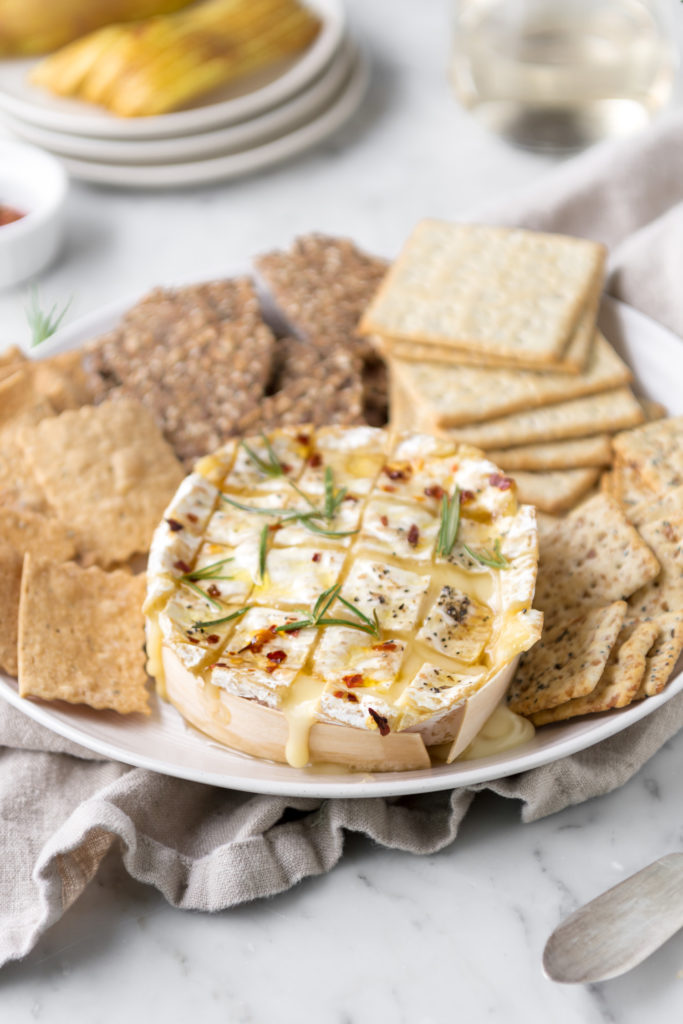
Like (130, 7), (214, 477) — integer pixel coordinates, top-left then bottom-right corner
(4, 113), (683, 968)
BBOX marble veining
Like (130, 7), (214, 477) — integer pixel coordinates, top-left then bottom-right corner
(2, 0), (683, 1020)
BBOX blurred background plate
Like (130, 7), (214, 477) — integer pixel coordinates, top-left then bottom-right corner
(1, 36), (355, 165)
(0, 0), (344, 140)
(48, 46), (368, 187)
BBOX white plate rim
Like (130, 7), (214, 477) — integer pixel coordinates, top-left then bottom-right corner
(0, 0), (344, 139)
(46, 49), (368, 188)
(1, 294), (682, 798)
(0, 38), (355, 165)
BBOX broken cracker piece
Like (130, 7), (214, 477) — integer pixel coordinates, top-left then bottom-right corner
(0, 540), (23, 676)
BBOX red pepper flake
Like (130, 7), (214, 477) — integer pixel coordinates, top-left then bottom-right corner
(343, 493), (357, 502)
(268, 522), (282, 533)
(266, 650), (287, 664)
(489, 472), (514, 491)
(460, 490), (475, 504)
(207, 584), (221, 598)
(296, 433), (310, 445)
(424, 484), (445, 500)
(239, 625), (277, 654)
(186, 512), (198, 523)
(187, 637), (200, 645)
(343, 673), (363, 688)
(380, 515), (389, 527)
(206, 634), (220, 644)
(333, 689), (346, 699)
(382, 463), (412, 482)
(347, 693), (359, 703)
(0, 204), (25, 227)
(280, 462), (292, 474)
(174, 559), (191, 573)
(373, 640), (397, 651)
(308, 452), (323, 468)
(312, 552), (321, 562)
(166, 518), (183, 532)
(368, 708), (390, 736)
(407, 524), (420, 547)
(382, 485), (396, 493)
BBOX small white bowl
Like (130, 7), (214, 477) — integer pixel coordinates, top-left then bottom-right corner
(0, 140), (68, 288)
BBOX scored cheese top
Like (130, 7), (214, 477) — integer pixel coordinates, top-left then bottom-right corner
(145, 426), (542, 767)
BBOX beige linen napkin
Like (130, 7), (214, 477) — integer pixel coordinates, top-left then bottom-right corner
(4, 114), (683, 968)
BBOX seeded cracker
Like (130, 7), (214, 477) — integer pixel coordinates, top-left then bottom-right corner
(627, 485), (683, 528)
(82, 278), (276, 465)
(529, 619), (659, 725)
(534, 493), (661, 629)
(511, 468), (600, 515)
(0, 541), (22, 675)
(632, 612), (683, 697)
(628, 517), (683, 619)
(488, 435), (613, 472)
(444, 388), (644, 450)
(507, 602), (627, 716)
(19, 398), (184, 566)
(613, 416), (683, 493)
(387, 333), (630, 428)
(359, 221), (605, 366)
(18, 555), (148, 714)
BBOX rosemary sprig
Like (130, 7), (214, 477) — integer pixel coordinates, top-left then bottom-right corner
(26, 288), (72, 347)
(275, 584), (381, 638)
(193, 605), (253, 630)
(258, 523), (269, 582)
(323, 465), (348, 519)
(180, 579), (223, 609)
(220, 486), (357, 539)
(463, 538), (510, 569)
(180, 557), (233, 581)
(240, 433), (284, 478)
(436, 487), (461, 558)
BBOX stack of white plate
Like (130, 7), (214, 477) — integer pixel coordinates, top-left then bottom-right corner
(0, 0), (366, 188)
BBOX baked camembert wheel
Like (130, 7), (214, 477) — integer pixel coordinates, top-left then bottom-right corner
(145, 427), (542, 771)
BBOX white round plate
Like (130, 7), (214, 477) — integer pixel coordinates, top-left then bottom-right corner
(43, 50), (367, 188)
(0, 0), (343, 140)
(1, 38), (355, 165)
(0, 294), (682, 797)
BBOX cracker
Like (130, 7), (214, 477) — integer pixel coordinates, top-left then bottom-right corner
(0, 505), (77, 561)
(511, 467), (600, 514)
(29, 350), (94, 412)
(443, 388), (644, 450)
(488, 435), (613, 471)
(611, 457), (656, 510)
(529, 619), (658, 725)
(626, 612), (683, 698)
(627, 484), (683, 528)
(0, 370), (55, 512)
(507, 602), (627, 716)
(628, 517), (683, 619)
(83, 278), (276, 465)
(0, 346), (26, 383)
(19, 398), (184, 566)
(534, 493), (661, 628)
(0, 541), (23, 676)
(388, 334), (629, 428)
(613, 416), (683, 493)
(360, 221), (605, 366)
(18, 554), (149, 714)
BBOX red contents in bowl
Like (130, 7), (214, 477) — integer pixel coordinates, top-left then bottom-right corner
(0, 204), (25, 227)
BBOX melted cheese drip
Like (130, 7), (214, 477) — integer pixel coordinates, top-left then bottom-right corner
(458, 703), (534, 760)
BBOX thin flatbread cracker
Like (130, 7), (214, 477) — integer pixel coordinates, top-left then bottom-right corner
(534, 493), (661, 628)
(29, 350), (94, 412)
(507, 602), (627, 716)
(511, 467), (600, 514)
(18, 555), (149, 714)
(613, 417), (683, 493)
(634, 613), (683, 697)
(359, 221), (605, 366)
(0, 370), (55, 512)
(629, 516), (683, 619)
(529, 619), (658, 725)
(19, 398), (184, 566)
(0, 505), (77, 561)
(387, 334), (630, 428)
(488, 435), (613, 471)
(0, 540), (22, 676)
(627, 485), (683, 528)
(443, 388), (644, 450)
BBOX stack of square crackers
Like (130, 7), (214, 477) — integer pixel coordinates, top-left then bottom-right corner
(360, 220), (647, 515)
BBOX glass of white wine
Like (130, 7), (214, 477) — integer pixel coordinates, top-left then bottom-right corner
(451, 0), (678, 151)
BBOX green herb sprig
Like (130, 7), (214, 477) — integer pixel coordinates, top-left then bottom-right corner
(179, 557), (234, 609)
(463, 538), (510, 569)
(258, 523), (269, 582)
(193, 605), (253, 630)
(436, 487), (461, 558)
(26, 288), (72, 347)
(275, 584), (381, 638)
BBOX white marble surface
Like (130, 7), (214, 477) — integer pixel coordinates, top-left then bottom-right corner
(3, 1), (683, 1020)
